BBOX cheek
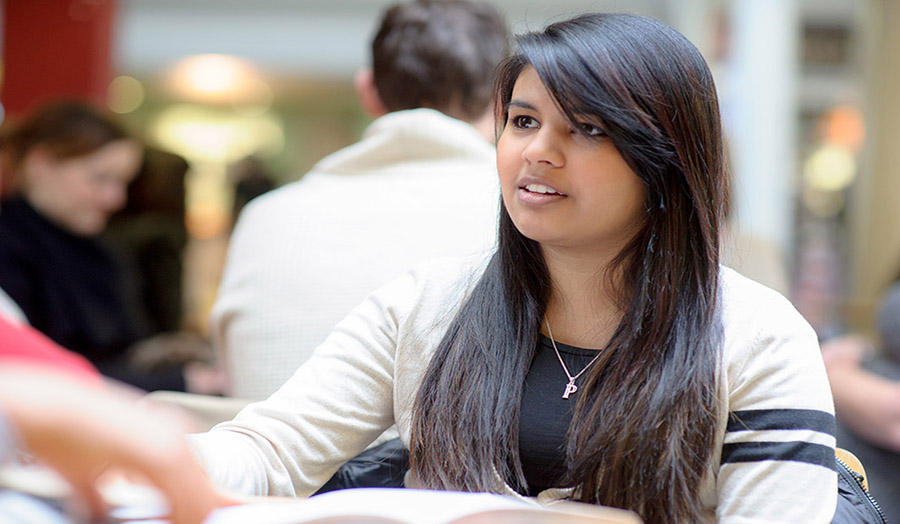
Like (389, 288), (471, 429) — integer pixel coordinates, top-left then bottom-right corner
(576, 161), (646, 221)
(67, 179), (108, 212)
(622, 172), (647, 212)
(71, 178), (100, 203)
(51, 171), (87, 202)
(610, 179), (648, 229)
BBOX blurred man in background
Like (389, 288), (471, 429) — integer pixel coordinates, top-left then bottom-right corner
(211, 0), (509, 400)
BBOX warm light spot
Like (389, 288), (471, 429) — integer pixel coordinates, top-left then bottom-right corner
(107, 76), (145, 114)
(186, 200), (230, 239)
(804, 144), (856, 192)
(819, 105), (865, 153)
(167, 54), (272, 105)
(149, 105), (284, 162)
(172, 55), (245, 98)
(148, 105), (284, 240)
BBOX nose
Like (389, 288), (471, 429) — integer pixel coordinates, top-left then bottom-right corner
(521, 128), (564, 167)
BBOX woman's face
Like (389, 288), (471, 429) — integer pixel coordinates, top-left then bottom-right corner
(25, 139), (141, 236)
(497, 67), (646, 258)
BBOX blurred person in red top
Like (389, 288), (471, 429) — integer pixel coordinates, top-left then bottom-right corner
(0, 314), (101, 384)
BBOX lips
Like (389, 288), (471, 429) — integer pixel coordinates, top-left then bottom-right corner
(522, 183), (563, 196)
(516, 178), (567, 205)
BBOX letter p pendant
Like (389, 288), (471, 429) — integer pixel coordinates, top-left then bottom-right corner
(562, 381), (578, 399)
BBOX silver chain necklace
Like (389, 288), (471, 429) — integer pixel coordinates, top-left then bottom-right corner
(545, 319), (603, 399)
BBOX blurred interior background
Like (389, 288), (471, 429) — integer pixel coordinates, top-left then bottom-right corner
(1, 0), (896, 343)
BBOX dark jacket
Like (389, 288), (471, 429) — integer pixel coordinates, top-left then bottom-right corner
(0, 197), (184, 391)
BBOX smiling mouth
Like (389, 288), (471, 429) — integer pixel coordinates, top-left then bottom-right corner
(522, 183), (565, 196)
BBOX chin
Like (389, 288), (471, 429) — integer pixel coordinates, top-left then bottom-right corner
(71, 219), (108, 237)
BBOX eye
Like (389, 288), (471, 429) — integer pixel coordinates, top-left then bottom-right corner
(510, 115), (538, 129)
(577, 122), (606, 137)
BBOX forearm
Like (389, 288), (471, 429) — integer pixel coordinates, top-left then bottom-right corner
(827, 364), (900, 452)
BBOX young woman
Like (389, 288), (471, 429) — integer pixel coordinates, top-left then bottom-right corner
(0, 103), (147, 387)
(0, 102), (216, 393)
(191, 13), (837, 523)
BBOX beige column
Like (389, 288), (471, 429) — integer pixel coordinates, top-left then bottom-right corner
(726, 0), (799, 257)
(846, 0), (900, 332)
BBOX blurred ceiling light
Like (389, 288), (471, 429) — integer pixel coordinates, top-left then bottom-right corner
(167, 54), (272, 105)
(150, 104), (284, 163)
(107, 75), (145, 114)
(820, 105), (865, 153)
(804, 144), (856, 192)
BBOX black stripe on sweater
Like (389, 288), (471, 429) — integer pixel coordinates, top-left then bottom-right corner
(727, 409), (835, 436)
(721, 441), (836, 469)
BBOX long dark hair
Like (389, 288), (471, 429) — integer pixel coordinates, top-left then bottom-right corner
(410, 13), (728, 524)
(1, 101), (132, 191)
(3, 101), (130, 166)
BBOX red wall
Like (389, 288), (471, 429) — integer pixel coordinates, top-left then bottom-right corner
(2, 0), (116, 119)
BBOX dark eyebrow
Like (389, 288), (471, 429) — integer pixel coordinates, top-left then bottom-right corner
(506, 100), (536, 112)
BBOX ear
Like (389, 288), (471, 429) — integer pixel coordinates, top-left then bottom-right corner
(354, 68), (388, 117)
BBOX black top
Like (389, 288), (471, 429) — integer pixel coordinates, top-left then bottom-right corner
(0, 197), (184, 391)
(518, 334), (601, 495)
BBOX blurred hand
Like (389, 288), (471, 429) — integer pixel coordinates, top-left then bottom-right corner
(184, 360), (229, 396)
(819, 334), (900, 452)
(127, 331), (229, 396)
(820, 334), (872, 371)
(0, 367), (237, 524)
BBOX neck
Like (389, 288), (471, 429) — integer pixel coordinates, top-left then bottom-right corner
(541, 245), (626, 349)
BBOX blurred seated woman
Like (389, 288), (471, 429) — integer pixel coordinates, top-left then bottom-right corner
(0, 101), (216, 392)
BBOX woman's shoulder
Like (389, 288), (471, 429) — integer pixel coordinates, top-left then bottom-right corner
(719, 265), (803, 324)
(719, 266), (824, 380)
(719, 266), (819, 357)
(377, 253), (491, 315)
(344, 253), (490, 328)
